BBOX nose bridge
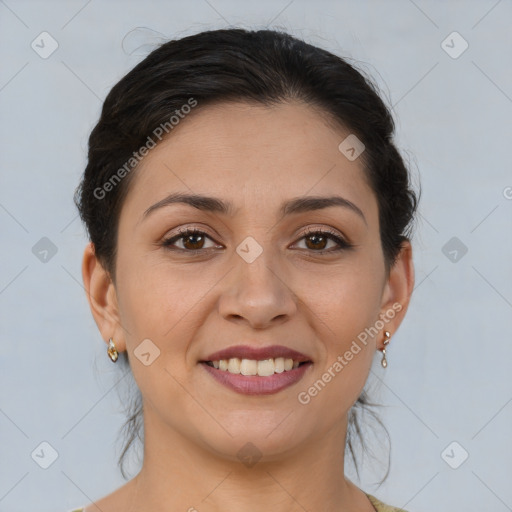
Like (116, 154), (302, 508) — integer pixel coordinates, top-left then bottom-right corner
(237, 238), (280, 288)
(218, 236), (297, 327)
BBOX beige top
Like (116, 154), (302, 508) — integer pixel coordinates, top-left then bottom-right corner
(69, 493), (408, 512)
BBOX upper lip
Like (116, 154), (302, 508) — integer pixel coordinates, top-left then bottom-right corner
(203, 345), (312, 363)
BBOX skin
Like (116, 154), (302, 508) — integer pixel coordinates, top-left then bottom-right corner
(82, 100), (414, 512)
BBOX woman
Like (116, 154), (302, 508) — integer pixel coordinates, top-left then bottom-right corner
(71, 28), (417, 512)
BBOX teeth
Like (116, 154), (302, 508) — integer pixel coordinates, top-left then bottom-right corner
(257, 359), (275, 377)
(228, 357), (241, 373)
(240, 359), (257, 376)
(212, 357), (304, 376)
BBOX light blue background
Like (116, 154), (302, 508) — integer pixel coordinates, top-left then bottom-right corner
(1, 1), (511, 511)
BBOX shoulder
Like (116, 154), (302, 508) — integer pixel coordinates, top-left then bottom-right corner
(70, 493), (403, 512)
(366, 493), (409, 512)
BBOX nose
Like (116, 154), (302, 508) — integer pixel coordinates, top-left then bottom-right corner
(218, 250), (297, 329)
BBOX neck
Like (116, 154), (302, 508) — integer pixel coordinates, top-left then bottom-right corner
(125, 406), (373, 512)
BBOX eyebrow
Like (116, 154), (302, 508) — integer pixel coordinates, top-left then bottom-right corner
(141, 192), (367, 225)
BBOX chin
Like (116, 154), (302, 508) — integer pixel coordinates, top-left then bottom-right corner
(196, 413), (309, 463)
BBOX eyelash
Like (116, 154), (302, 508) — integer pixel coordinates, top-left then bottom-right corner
(161, 226), (353, 255)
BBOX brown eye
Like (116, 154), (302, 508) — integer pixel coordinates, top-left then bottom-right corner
(304, 232), (329, 250)
(295, 229), (352, 253)
(182, 232), (205, 250)
(162, 229), (218, 252)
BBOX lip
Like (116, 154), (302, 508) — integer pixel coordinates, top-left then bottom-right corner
(203, 344), (311, 363)
(201, 361), (313, 395)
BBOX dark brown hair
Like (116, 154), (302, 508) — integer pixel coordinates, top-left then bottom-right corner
(74, 28), (419, 482)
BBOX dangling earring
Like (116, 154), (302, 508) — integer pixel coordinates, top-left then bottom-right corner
(107, 338), (118, 362)
(381, 331), (391, 368)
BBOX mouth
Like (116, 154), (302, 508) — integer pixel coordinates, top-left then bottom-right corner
(202, 357), (310, 376)
(199, 345), (313, 395)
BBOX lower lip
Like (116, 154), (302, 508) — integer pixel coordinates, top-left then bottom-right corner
(200, 362), (312, 395)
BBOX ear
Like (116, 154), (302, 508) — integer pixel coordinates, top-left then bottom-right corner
(81, 242), (126, 353)
(377, 240), (415, 350)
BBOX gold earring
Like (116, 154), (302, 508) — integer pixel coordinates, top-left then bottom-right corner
(107, 338), (119, 363)
(381, 331), (391, 368)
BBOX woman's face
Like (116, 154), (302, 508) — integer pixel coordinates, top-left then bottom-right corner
(85, 100), (413, 462)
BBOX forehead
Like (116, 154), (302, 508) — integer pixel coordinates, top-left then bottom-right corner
(120, 100), (378, 222)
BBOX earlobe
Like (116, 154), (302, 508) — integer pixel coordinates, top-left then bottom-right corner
(378, 240), (415, 349)
(81, 242), (125, 352)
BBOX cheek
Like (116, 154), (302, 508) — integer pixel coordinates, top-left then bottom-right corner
(296, 250), (383, 399)
(303, 252), (384, 338)
(115, 251), (219, 373)
(114, 263), (205, 418)
(117, 241), (195, 322)
(298, 268), (380, 416)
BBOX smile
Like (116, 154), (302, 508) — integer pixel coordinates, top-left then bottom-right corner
(205, 357), (305, 376)
(200, 344), (313, 395)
